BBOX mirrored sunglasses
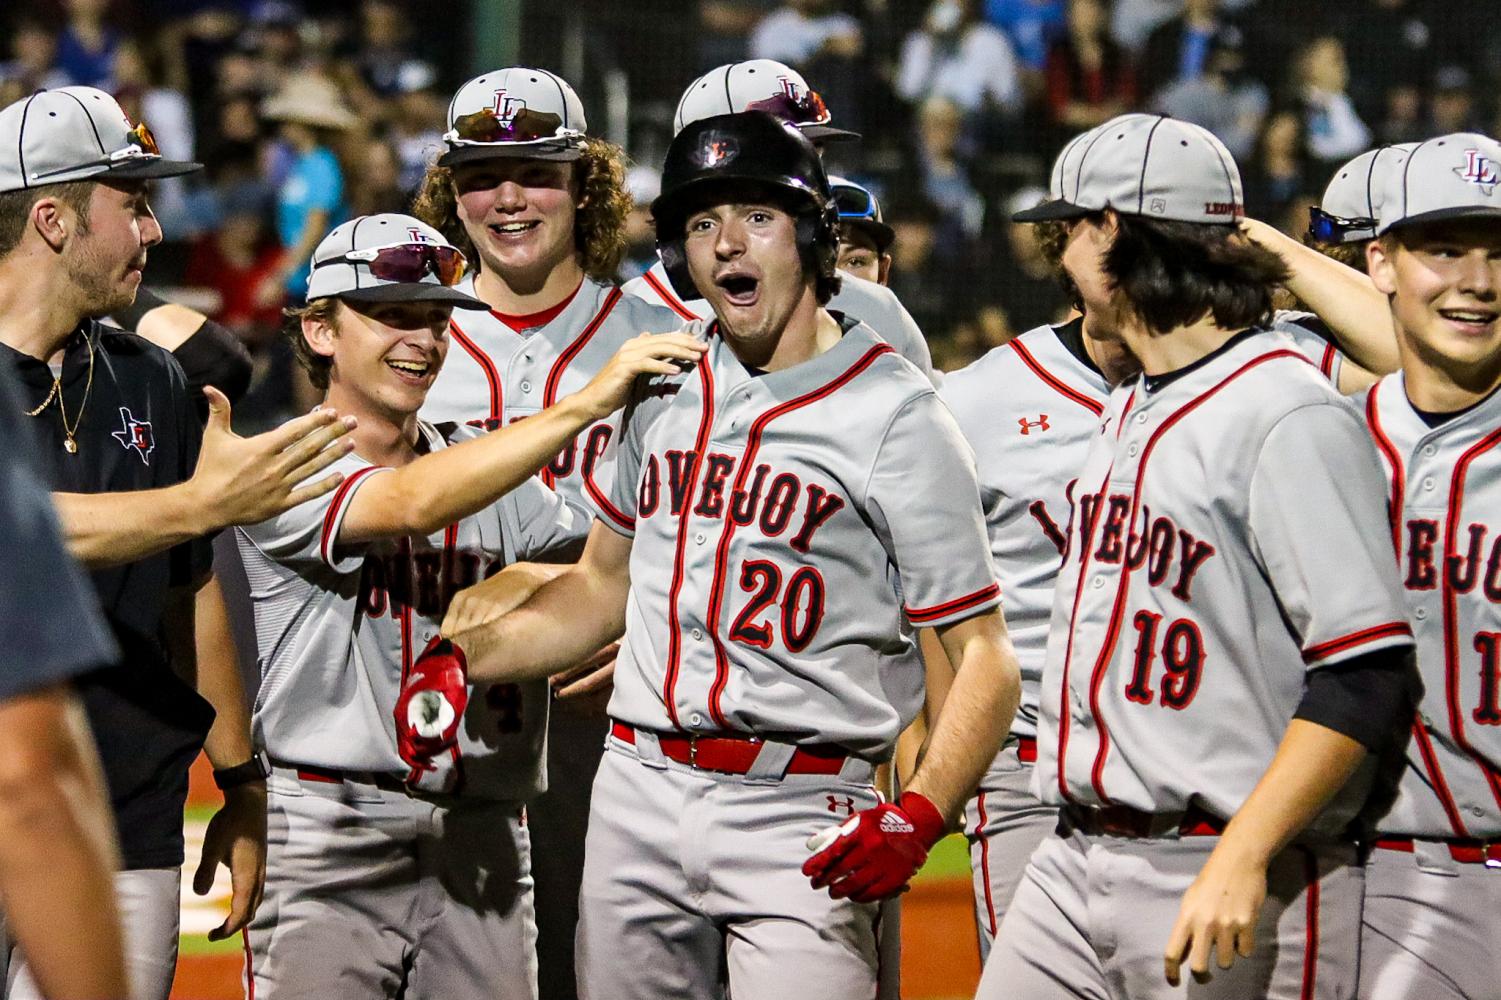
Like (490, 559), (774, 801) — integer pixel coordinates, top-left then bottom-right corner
(746, 89), (833, 128)
(1307, 206), (1375, 244)
(446, 107), (570, 145)
(833, 185), (878, 220)
(319, 243), (468, 286)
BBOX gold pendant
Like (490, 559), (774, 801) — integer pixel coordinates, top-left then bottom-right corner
(63, 437), (77, 454)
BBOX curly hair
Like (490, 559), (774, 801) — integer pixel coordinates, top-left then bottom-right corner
(1032, 218), (1081, 309)
(282, 297), (339, 390)
(411, 139), (632, 283)
(1301, 235), (1371, 274)
(1103, 216), (1290, 335)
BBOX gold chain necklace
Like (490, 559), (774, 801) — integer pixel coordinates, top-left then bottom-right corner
(23, 332), (95, 454)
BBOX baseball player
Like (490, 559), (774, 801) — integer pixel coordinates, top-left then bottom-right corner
(0, 86), (355, 1000)
(622, 59), (936, 383)
(410, 67), (691, 1000)
(1305, 144), (1422, 272)
(1355, 133), (1501, 1000)
(976, 114), (1418, 999)
(395, 111), (1021, 1000)
(235, 212), (703, 1000)
(829, 176), (893, 286)
(938, 115), (1400, 960)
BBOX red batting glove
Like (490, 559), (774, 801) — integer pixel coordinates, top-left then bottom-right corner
(393, 636), (469, 768)
(802, 791), (947, 903)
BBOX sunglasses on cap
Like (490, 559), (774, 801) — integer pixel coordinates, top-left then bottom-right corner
(833, 185), (878, 221)
(445, 106), (574, 146)
(317, 242), (468, 286)
(1306, 206), (1375, 244)
(746, 89), (833, 129)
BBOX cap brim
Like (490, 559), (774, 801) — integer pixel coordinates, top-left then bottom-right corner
(841, 218), (895, 252)
(339, 283), (489, 308)
(1011, 198), (1089, 222)
(800, 124), (860, 143)
(438, 142), (582, 167)
(99, 157), (204, 181)
(1380, 205), (1501, 234)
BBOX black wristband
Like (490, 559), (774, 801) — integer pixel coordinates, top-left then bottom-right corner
(213, 751), (270, 790)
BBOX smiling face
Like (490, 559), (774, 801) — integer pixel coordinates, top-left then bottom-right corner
(64, 179), (162, 316)
(1368, 218), (1501, 393)
(307, 298), (453, 423)
(684, 198), (814, 355)
(452, 157), (579, 286)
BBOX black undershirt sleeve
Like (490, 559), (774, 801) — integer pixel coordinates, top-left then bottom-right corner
(1294, 645), (1422, 752)
(173, 319), (254, 410)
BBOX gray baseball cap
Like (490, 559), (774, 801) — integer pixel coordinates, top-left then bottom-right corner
(674, 60), (859, 143)
(1314, 143), (1419, 243)
(439, 68), (588, 167)
(0, 87), (202, 193)
(1015, 114), (1242, 225)
(306, 214), (486, 308)
(1375, 133), (1501, 234)
(829, 175), (893, 252)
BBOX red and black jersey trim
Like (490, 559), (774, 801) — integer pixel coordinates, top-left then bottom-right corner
(447, 319), (503, 422)
(642, 269), (699, 321)
(1440, 425), (1501, 811)
(906, 583), (1001, 624)
(1298, 848), (1320, 1000)
(540, 288), (622, 490)
(1009, 337), (1105, 416)
(703, 344), (895, 728)
(590, 476), (635, 532)
(1364, 382), (1405, 554)
(1319, 343), (1337, 381)
(1300, 621), (1412, 664)
(318, 466), (386, 568)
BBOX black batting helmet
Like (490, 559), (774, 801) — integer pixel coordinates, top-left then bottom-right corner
(652, 111), (841, 302)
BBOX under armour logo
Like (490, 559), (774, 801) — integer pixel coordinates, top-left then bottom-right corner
(1019, 414), (1050, 435)
(1456, 149), (1498, 194)
(490, 89), (525, 123)
(879, 812), (915, 835)
(111, 407), (155, 465)
(826, 795), (855, 816)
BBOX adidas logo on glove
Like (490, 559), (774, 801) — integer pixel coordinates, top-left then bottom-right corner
(879, 812), (915, 835)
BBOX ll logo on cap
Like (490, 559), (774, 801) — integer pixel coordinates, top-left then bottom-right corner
(490, 90), (526, 125)
(1457, 149), (1498, 195)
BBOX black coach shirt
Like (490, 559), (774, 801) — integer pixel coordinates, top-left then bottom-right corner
(2, 322), (215, 869)
(0, 365), (117, 699)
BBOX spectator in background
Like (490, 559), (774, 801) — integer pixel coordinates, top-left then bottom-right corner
(619, 165), (661, 282)
(1138, 0), (1227, 103)
(185, 182), (287, 338)
(1044, 0), (1135, 135)
(886, 194), (972, 357)
(55, 0), (121, 89)
(983, 0), (1065, 74)
(1337, 0), (1444, 124)
(346, 140), (407, 218)
(351, 0), (422, 98)
(1241, 106), (1311, 220)
(112, 39), (197, 233)
(897, 0), (1022, 122)
(750, 0), (865, 135)
(1374, 82), (1425, 144)
(387, 62), (445, 195)
(0, 21), (71, 92)
(1294, 35), (1371, 167)
(699, 0), (779, 66)
(914, 96), (986, 244)
(257, 73), (353, 309)
(1152, 24), (1266, 160)
(1425, 65), (1483, 135)
(987, 185), (1070, 338)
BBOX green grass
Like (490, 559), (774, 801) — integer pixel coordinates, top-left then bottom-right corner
(913, 833), (970, 883)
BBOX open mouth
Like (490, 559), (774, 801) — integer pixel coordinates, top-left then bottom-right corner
(386, 358), (432, 382)
(716, 273), (760, 308)
(489, 220), (539, 238)
(1439, 307), (1499, 334)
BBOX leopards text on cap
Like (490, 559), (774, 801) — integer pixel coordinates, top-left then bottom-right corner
(439, 67), (588, 167)
(0, 87), (202, 193)
(1014, 114), (1243, 225)
(1375, 132), (1501, 234)
(306, 214), (487, 308)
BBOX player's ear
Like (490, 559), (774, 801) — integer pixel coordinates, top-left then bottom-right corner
(1366, 236), (1399, 296)
(31, 197), (72, 251)
(302, 302), (340, 361)
(878, 253), (893, 287)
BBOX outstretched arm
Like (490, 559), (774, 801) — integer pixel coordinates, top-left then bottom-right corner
(1240, 217), (1399, 376)
(338, 332), (705, 543)
(451, 521), (634, 684)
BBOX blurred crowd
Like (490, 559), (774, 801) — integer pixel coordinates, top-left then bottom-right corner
(3, 0), (1494, 398)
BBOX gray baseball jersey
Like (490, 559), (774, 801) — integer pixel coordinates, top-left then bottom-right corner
(1036, 329), (1412, 831)
(1359, 374), (1501, 841)
(236, 420), (588, 799)
(942, 318), (1349, 950)
(594, 315), (998, 757)
(419, 276), (687, 511)
(622, 259), (938, 387)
